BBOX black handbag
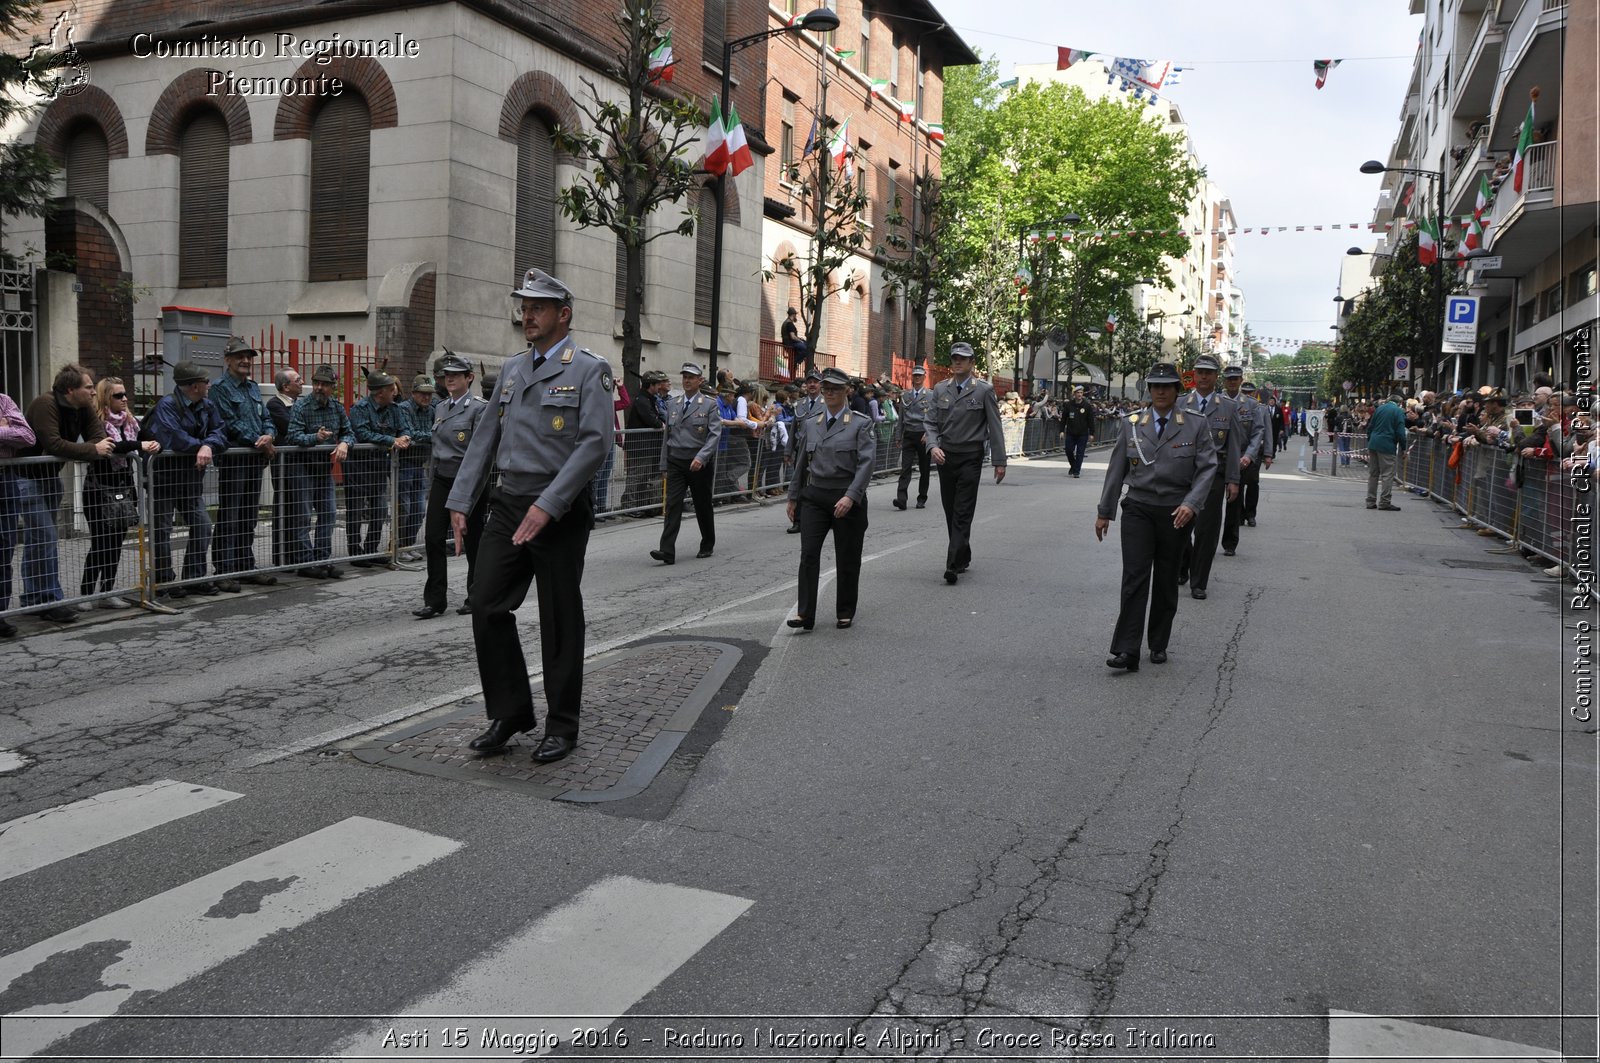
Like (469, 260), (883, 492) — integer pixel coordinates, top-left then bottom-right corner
(87, 478), (139, 531)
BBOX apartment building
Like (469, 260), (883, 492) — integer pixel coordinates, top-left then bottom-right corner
(1365, 0), (1594, 391)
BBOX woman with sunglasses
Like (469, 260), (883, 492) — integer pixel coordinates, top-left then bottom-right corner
(82, 378), (159, 606)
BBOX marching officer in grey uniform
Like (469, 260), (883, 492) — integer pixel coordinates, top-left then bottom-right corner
(1221, 366), (1267, 551)
(651, 362), (722, 564)
(925, 341), (1006, 585)
(1176, 353), (1242, 600)
(447, 268), (613, 764)
(894, 364), (934, 510)
(1095, 362), (1218, 671)
(415, 350), (487, 619)
(786, 370), (826, 533)
(1239, 381), (1273, 524)
(786, 367), (876, 630)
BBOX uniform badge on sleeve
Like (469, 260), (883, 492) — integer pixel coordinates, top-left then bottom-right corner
(601, 371), (614, 392)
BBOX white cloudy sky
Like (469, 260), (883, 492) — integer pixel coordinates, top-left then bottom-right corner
(930, 0), (1423, 352)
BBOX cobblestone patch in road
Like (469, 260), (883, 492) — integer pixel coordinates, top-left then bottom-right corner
(345, 641), (740, 801)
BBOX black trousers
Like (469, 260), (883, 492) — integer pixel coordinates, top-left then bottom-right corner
(1110, 498), (1186, 656)
(471, 487), (593, 737)
(1179, 480), (1227, 591)
(936, 447), (984, 571)
(659, 453), (714, 558)
(795, 484), (868, 620)
(81, 471), (133, 594)
(896, 432), (930, 504)
(1222, 463), (1252, 549)
(1241, 460), (1262, 520)
(345, 465), (389, 556)
(423, 472), (484, 611)
(1064, 433), (1089, 474)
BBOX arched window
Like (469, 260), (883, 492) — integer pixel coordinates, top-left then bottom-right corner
(308, 94), (370, 282)
(178, 109), (229, 288)
(695, 185), (718, 326)
(515, 111), (557, 274)
(64, 122), (109, 211)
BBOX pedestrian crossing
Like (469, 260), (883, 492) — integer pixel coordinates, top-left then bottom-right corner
(0, 783), (752, 1061)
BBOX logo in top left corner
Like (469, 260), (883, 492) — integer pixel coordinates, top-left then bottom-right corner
(23, 10), (91, 101)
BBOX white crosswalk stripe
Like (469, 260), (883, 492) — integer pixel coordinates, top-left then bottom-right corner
(0, 816), (461, 1059)
(322, 874), (754, 1060)
(0, 780), (242, 883)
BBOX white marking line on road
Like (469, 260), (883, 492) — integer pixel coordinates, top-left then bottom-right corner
(0, 816), (461, 1059)
(0, 749), (31, 774)
(241, 539), (928, 769)
(1327, 1009), (1559, 1062)
(322, 874), (751, 1060)
(0, 780), (242, 884)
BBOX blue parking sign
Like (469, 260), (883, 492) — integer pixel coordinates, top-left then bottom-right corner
(1447, 297), (1477, 324)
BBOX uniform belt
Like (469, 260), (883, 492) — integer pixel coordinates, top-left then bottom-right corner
(807, 475), (853, 489)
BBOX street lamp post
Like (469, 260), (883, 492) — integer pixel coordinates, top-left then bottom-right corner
(707, 7), (840, 384)
(1358, 160), (1445, 394)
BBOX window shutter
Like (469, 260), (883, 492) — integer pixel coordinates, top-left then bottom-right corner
(515, 112), (557, 274)
(64, 124), (109, 211)
(179, 110), (229, 288)
(309, 94), (371, 282)
(695, 186), (717, 326)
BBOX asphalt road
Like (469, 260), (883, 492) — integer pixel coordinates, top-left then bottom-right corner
(0, 455), (1592, 1062)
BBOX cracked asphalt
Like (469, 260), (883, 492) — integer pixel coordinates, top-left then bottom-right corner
(0, 458), (1590, 1060)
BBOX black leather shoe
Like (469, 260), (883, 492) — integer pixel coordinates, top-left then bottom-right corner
(787, 523), (801, 533)
(1378, 504), (1401, 511)
(1106, 652), (1139, 671)
(215, 579), (242, 593)
(943, 569), (958, 584)
(532, 735), (576, 763)
(322, 565), (343, 579)
(915, 500), (926, 509)
(0, 618), (15, 638)
(468, 720), (531, 753)
(1177, 572), (1189, 586)
(456, 602), (473, 615)
(300, 566), (328, 579)
(190, 582), (220, 596)
(242, 574), (278, 586)
(836, 616), (853, 629)
(649, 550), (675, 565)
(1150, 650), (1168, 664)
(1222, 547), (1235, 556)
(1245, 518), (1256, 527)
(696, 549), (714, 558)
(893, 498), (907, 510)
(786, 616), (814, 630)
(413, 605), (446, 619)
(348, 558), (373, 568)
(1191, 588), (1207, 600)
(40, 605), (79, 623)
(1365, 503), (1378, 510)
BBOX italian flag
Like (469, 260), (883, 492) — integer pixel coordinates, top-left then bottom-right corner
(647, 32), (674, 82)
(1511, 95), (1536, 193)
(703, 96), (728, 175)
(1474, 173), (1493, 219)
(1416, 216), (1440, 266)
(870, 78), (889, 98)
(725, 103), (753, 177)
(898, 98), (914, 123)
(1105, 312), (1118, 333)
(927, 123), (944, 143)
(1464, 212), (1484, 251)
(827, 117), (850, 173)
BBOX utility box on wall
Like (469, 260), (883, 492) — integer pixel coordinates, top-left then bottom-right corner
(159, 306), (233, 392)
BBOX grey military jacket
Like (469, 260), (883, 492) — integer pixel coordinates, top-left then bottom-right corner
(790, 394), (825, 444)
(787, 408), (877, 504)
(1231, 394), (1268, 461)
(445, 337), (613, 521)
(898, 387), (934, 433)
(1097, 407), (1218, 519)
(1179, 390), (1243, 486)
(429, 393), (489, 479)
(659, 389), (722, 468)
(924, 376), (1006, 461)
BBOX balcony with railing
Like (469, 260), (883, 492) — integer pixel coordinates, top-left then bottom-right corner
(1452, 7), (1505, 119)
(1447, 126), (1494, 215)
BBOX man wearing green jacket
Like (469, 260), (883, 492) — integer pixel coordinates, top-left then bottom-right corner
(1365, 391), (1409, 511)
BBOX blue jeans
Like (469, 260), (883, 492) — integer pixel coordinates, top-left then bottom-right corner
(13, 475), (63, 606)
(1064, 433), (1089, 474)
(1337, 435), (1351, 466)
(152, 472), (212, 584)
(292, 464), (336, 563)
(398, 462), (427, 546)
(591, 445), (616, 515)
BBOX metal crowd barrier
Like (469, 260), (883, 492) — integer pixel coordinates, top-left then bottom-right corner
(1396, 434), (1590, 576)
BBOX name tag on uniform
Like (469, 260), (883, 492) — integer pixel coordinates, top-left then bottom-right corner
(1172, 441), (1193, 449)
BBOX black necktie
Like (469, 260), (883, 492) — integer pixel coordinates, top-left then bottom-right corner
(1199, 396), (1208, 414)
(1157, 415), (1168, 438)
(826, 415), (837, 430)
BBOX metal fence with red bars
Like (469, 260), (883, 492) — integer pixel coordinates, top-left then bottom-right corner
(131, 324), (382, 413)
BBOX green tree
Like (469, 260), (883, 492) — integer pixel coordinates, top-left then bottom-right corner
(877, 168), (946, 368)
(553, 1), (701, 393)
(1108, 319), (1164, 392)
(935, 66), (1203, 384)
(0, 0), (63, 257)
(1324, 231), (1456, 397)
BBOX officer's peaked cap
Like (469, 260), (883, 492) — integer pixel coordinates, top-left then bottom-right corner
(1192, 354), (1221, 372)
(512, 267), (575, 305)
(1146, 362), (1182, 385)
(437, 350), (474, 375)
(819, 367), (850, 387)
(949, 341), (977, 360)
(1223, 364), (1245, 378)
(680, 361), (705, 378)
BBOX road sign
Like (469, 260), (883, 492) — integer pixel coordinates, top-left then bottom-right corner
(1442, 296), (1479, 354)
(1393, 356), (1410, 380)
(1469, 256), (1502, 271)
